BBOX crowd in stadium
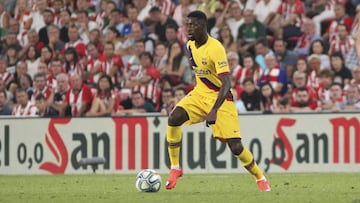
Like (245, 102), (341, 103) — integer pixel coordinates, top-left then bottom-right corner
(0, 0), (360, 117)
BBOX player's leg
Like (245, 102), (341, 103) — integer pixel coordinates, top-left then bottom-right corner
(227, 138), (271, 192)
(166, 106), (189, 190)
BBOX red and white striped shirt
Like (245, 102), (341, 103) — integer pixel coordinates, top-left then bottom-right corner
(132, 65), (161, 104)
(277, 0), (304, 28)
(30, 86), (52, 104)
(86, 55), (107, 84)
(12, 102), (38, 117)
(65, 84), (93, 116)
(307, 70), (320, 90)
(0, 71), (14, 86)
(328, 36), (355, 57)
(62, 39), (87, 58)
(326, 15), (354, 42)
(105, 55), (125, 86)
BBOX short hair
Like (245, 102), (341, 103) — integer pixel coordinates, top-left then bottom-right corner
(318, 69), (334, 78)
(162, 88), (174, 96)
(139, 52), (153, 63)
(34, 72), (47, 80)
(56, 73), (68, 81)
(166, 23), (179, 32)
(330, 51), (344, 61)
(255, 37), (268, 47)
(242, 77), (255, 86)
(278, 96), (289, 106)
(149, 6), (161, 14)
(297, 86), (309, 93)
(187, 10), (207, 23)
(35, 94), (46, 101)
(175, 86), (186, 94)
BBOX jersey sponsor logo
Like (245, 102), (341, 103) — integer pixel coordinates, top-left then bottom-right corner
(218, 61), (227, 68)
(201, 58), (207, 65)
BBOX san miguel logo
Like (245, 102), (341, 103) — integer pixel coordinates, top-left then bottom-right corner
(264, 117), (360, 172)
(39, 119), (71, 174)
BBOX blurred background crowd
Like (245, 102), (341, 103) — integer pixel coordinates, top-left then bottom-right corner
(0, 0), (360, 117)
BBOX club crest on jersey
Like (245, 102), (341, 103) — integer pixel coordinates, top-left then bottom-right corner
(201, 58), (207, 65)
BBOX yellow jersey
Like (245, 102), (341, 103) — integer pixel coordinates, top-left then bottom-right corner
(186, 35), (233, 100)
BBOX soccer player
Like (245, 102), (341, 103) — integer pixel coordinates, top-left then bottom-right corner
(165, 10), (271, 192)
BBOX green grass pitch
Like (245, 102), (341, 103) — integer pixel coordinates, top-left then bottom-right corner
(1, 173), (360, 203)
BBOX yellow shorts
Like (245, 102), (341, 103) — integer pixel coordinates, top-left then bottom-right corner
(176, 91), (241, 141)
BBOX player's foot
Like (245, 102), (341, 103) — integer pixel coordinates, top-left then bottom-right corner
(256, 177), (271, 192)
(166, 168), (183, 190)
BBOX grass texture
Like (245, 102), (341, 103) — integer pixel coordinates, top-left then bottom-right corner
(0, 173), (359, 203)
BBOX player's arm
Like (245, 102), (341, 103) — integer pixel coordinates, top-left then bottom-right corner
(212, 73), (231, 111)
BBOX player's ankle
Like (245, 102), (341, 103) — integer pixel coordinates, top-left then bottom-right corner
(170, 165), (180, 170)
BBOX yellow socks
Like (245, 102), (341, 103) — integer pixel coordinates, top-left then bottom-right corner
(166, 126), (182, 168)
(237, 147), (264, 180)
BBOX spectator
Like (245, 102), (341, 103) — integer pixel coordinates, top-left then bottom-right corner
(7, 61), (28, 97)
(273, 96), (292, 113)
(240, 78), (261, 111)
(217, 24), (237, 53)
(115, 90), (156, 116)
(133, 21), (155, 54)
(103, 42), (126, 88)
(240, 53), (262, 86)
(291, 86), (317, 112)
(253, 0), (281, 27)
(308, 39), (330, 69)
(0, 57), (13, 87)
(84, 42), (107, 86)
(224, 0), (244, 40)
(31, 0), (48, 32)
(174, 86), (187, 103)
(47, 58), (64, 89)
(290, 70), (317, 109)
(328, 24), (355, 58)
(18, 73), (34, 101)
(64, 47), (85, 76)
(0, 1), (10, 29)
(272, 0), (305, 40)
(0, 89), (12, 116)
(62, 24), (87, 59)
(149, 6), (178, 43)
(76, 10), (99, 44)
(62, 73), (93, 117)
(34, 93), (59, 117)
(159, 88), (176, 115)
(12, 88), (38, 117)
(258, 54), (288, 96)
(105, 27), (122, 51)
(273, 38), (298, 82)
(294, 58), (309, 74)
(323, 2), (353, 42)
(172, 0), (197, 26)
(25, 45), (41, 79)
(343, 84), (360, 110)
(88, 28), (104, 54)
(316, 69), (335, 108)
(322, 82), (345, 112)
(154, 42), (168, 69)
(6, 45), (20, 73)
(237, 9), (266, 55)
(154, 0), (176, 16)
(31, 72), (52, 103)
(307, 54), (323, 89)
(259, 81), (277, 113)
(254, 38), (274, 71)
(134, 0), (152, 22)
(40, 45), (53, 65)
(50, 73), (71, 117)
(86, 74), (119, 117)
(38, 9), (55, 45)
(47, 25), (65, 53)
(165, 23), (180, 46)
(227, 51), (242, 85)
(160, 41), (192, 89)
(330, 52), (352, 87)
(294, 18), (321, 58)
(351, 66), (360, 87)
(59, 9), (71, 43)
(124, 51), (161, 105)
(14, 0), (33, 45)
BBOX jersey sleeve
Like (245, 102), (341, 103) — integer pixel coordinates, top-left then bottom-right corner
(209, 41), (230, 75)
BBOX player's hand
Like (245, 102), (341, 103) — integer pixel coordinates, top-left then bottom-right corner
(205, 110), (217, 127)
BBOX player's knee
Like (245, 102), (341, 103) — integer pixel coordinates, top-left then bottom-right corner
(228, 140), (244, 156)
(168, 107), (187, 126)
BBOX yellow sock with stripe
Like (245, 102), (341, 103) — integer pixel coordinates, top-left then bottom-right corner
(237, 147), (264, 180)
(166, 126), (182, 169)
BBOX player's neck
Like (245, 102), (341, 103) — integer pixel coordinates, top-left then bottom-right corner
(195, 34), (208, 48)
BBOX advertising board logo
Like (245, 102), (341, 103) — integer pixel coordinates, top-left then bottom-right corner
(39, 119), (71, 174)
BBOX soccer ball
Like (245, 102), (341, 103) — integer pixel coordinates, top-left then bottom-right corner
(135, 169), (162, 192)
